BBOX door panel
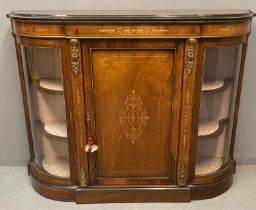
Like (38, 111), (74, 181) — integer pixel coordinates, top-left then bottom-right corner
(82, 40), (184, 185)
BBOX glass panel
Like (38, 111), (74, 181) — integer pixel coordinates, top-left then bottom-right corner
(195, 44), (242, 176)
(20, 46), (70, 178)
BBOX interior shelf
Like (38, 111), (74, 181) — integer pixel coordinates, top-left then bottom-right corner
(42, 157), (70, 178)
(42, 121), (67, 141)
(37, 78), (64, 95)
(202, 78), (231, 94)
(198, 119), (227, 139)
(195, 156), (222, 175)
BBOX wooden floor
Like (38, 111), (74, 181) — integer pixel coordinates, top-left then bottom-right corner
(0, 164), (256, 210)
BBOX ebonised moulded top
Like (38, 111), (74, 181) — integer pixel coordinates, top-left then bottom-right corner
(7, 10), (255, 22)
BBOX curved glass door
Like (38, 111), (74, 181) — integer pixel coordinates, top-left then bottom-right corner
(195, 44), (242, 176)
(20, 46), (70, 178)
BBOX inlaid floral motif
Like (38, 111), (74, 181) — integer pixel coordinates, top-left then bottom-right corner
(118, 90), (149, 143)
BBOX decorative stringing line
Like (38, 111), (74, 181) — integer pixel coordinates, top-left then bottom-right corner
(118, 90), (149, 144)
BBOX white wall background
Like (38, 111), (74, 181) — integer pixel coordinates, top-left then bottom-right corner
(0, 0), (256, 166)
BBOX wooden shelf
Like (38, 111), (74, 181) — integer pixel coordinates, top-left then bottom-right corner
(195, 157), (222, 175)
(37, 78), (64, 95)
(42, 157), (70, 178)
(198, 119), (227, 139)
(42, 121), (67, 142)
(202, 78), (231, 94)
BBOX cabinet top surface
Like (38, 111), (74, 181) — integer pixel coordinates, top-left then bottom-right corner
(8, 10), (254, 22)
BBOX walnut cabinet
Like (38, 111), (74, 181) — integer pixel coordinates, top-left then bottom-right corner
(8, 10), (255, 203)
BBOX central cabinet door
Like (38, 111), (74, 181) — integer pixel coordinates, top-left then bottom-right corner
(82, 40), (184, 185)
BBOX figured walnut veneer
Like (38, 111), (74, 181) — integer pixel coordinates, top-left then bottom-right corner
(9, 10), (254, 203)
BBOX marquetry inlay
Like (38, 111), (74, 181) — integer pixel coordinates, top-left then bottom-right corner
(182, 94), (193, 148)
(118, 90), (149, 144)
(99, 25), (169, 36)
